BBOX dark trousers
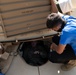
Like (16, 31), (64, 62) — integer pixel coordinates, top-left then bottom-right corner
(48, 35), (76, 64)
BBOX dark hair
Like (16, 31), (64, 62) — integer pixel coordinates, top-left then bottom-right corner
(46, 13), (66, 29)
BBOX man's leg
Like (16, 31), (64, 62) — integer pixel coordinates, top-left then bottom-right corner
(49, 44), (76, 63)
(61, 60), (76, 71)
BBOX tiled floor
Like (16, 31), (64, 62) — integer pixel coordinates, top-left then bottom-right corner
(39, 61), (76, 75)
(6, 55), (38, 75)
(6, 55), (76, 75)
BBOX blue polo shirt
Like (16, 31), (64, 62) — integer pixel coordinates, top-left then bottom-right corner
(0, 73), (4, 75)
(60, 15), (76, 55)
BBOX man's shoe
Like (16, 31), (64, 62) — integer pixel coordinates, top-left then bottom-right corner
(61, 60), (76, 71)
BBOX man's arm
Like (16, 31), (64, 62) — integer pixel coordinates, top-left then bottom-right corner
(51, 43), (66, 54)
(56, 44), (66, 54)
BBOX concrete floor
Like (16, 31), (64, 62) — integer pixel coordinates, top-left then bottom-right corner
(6, 55), (76, 75)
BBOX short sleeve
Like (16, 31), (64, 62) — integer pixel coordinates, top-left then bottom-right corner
(59, 31), (72, 45)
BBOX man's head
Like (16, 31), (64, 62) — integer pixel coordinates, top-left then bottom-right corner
(46, 13), (65, 31)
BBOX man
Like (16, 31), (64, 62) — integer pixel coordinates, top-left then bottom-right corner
(47, 0), (76, 71)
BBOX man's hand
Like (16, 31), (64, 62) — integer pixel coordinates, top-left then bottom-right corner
(50, 43), (57, 51)
(50, 43), (66, 54)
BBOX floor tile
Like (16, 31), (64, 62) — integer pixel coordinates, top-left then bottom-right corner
(39, 61), (76, 75)
(6, 55), (38, 75)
